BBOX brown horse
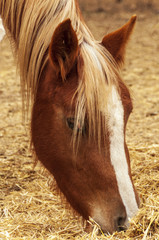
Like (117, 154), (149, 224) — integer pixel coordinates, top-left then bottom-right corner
(0, 0), (139, 234)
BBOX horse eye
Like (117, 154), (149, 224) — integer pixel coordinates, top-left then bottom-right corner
(67, 118), (75, 130)
(66, 118), (86, 135)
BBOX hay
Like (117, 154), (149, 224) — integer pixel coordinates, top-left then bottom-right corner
(0, 143), (158, 239)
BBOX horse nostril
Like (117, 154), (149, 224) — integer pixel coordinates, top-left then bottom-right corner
(116, 216), (127, 232)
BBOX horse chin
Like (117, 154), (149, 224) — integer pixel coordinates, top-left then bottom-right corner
(87, 202), (129, 234)
(87, 217), (128, 235)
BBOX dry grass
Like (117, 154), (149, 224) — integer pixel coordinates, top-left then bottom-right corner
(0, 142), (158, 239)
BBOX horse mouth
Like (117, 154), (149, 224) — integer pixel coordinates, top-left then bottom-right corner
(86, 216), (128, 235)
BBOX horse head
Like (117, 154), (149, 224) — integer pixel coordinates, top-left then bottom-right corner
(32, 16), (139, 234)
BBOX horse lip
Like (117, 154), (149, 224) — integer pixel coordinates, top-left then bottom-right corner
(87, 215), (129, 235)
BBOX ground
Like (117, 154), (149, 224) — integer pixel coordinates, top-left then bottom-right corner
(0, 1), (159, 239)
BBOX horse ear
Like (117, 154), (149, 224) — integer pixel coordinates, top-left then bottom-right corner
(49, 19), (78, 80)
(102, 15), (136, 66)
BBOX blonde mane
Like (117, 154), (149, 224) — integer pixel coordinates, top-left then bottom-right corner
(0, 0), (120, 149)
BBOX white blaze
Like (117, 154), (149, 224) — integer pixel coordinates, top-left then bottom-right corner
(108, 86), (138, 222)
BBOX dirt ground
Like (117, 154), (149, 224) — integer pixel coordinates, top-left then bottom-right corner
(0, 1), (159, 239)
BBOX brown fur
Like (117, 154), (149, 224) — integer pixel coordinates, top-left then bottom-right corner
(49, 19), (79, 81)
(102, 15), (137, 66)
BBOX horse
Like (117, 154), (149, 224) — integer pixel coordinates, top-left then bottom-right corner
(0, 0), (140, 234)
